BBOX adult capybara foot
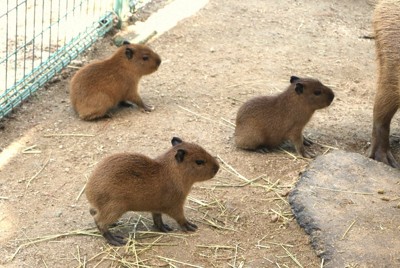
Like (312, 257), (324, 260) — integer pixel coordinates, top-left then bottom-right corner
(370, 149), (400, 168)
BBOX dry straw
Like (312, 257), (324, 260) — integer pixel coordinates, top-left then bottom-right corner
(177, 105), (235, 129)
(43, 133), (95, 137)
(341, 219), (357, 240)
(26, 152), (51, 188)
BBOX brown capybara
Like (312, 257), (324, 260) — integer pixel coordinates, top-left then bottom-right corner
(85, 137), (219, 246)
(70, 41), (161, 120)
(369, 0), (400, 168)
(234, 76), (334, 158)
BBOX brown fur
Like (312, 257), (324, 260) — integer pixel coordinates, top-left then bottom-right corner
(369, 0), (400, 168)
(85, 137), (219, 246)
(70, 42), (161, 120)
(234, 76), (334, 157)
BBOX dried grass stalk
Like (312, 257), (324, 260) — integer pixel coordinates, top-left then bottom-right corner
(178, 105), (234, 129)
(313, 186), (373, 195)
(281, 245), (303, 268)
(43, 133), (95, 137)
(26, 153), (51, 188)
(156, 255), (202, 268)
(341, 219), (357, 240)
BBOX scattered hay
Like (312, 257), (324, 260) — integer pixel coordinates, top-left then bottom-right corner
(177, 105), (234, 129)
(43, 133), (95, 137)
(22, 145), (41, 154)
(76, 176), (88, 201)
(313, 186), (374, 195)
(341, 218), (357, 240)
(26, 152), (51, 188)
(156, 255), (203, 268)
(10, 228), (100, 261)
(196, 243), (245, 267)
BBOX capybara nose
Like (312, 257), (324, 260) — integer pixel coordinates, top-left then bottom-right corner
(156, 58), (161, 66)
(213, 163), (220, 174)
(328, 92), (335, 104)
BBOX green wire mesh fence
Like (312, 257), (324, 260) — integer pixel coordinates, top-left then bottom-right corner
(0, 0), (117, 120)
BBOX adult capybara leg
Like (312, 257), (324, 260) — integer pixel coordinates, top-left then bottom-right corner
(369, 70), (400, 168)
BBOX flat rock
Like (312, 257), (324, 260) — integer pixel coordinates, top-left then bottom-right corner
(289, 150), (400, 267)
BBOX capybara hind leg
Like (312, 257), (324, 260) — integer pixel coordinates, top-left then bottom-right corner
(126, 91), (154, 112)
(152, 213), (173, 232)
(370, 74), (400, 168)
(78, 93), (114, 121)
(95, 221), (126, 246)
(92, 209), (126, 246)
(235, 133), (263, 151)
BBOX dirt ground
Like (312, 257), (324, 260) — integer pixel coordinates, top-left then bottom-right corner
(0, 0), (386, 267)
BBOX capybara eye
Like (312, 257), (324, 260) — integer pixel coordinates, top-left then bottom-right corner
(314, 90), (322, 96)
(195, 160), (205, 165)
(142, 55), (149, 61)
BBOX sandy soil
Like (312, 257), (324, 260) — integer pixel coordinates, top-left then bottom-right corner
(0, 0), (385, 267)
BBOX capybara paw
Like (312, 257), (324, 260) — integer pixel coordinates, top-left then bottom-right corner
(157, 223), (173, 233)
(257, 147), (270, 153)
(103, 232), (126, 246)
(104, 112), (113, 119)
(303, 136), (314, 146)
(181, 221), (198, 232)
(142, 104), (155, 112)
(370, 150), (400, 168)
(109, 235), (126, 246)
(119, 101), (134, 108)
(301, 149), (315, 159)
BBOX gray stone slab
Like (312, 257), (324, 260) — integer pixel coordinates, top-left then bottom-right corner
(289, 150), (400, 267)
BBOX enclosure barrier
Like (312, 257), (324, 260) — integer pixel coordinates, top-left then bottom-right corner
(0, 0), (127, 120)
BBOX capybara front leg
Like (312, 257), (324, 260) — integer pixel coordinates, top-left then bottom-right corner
(167, 208), (198, 232)
(152, 213), (173, 232)
(127, 91), (154, 112)
(102, 230), (126, 246)
(293, 132), (315, 158)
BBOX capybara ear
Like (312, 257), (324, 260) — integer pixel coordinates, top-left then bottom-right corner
(122, 40), (131, 45)
(175, 149), (186, 163)
(290, 76), (300, 84)
(171, 137), (183, 146)
(125, 47), (134, 59)
(295, 83), (304, 95)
